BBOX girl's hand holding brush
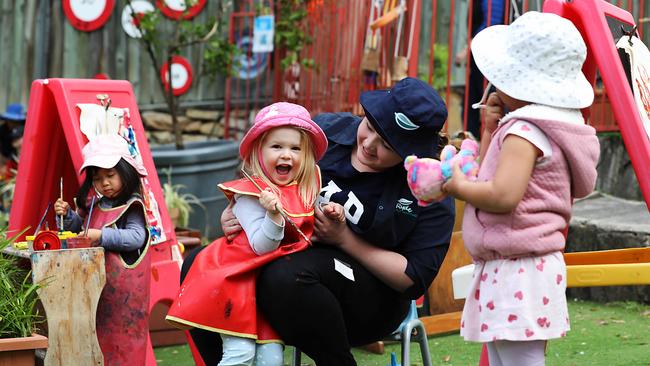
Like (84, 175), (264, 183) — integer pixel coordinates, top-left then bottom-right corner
(54, 198), (70, 217)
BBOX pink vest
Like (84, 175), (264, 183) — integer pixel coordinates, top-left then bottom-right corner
(462, 107), (600, 261)
(90, 197), (151, 366)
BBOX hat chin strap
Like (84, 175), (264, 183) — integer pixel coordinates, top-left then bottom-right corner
(257, 145), (273, 183)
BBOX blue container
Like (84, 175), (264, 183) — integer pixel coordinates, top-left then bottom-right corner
(152, 140), (240, 239)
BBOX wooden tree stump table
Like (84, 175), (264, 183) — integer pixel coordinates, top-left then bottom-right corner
(31, 248), (106, 366)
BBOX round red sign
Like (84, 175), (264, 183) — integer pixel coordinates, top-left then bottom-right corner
(156, 0), (206, 20)
(62, 0), (115, 32)
(161, 56), (193, 96)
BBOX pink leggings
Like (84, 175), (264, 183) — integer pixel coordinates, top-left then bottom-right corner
(486, 340), (546, 366)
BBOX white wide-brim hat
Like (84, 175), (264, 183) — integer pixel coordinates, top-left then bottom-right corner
(471, 11), (594, 109)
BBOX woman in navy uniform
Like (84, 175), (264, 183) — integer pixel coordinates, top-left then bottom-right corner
(186, 77), (455, 366)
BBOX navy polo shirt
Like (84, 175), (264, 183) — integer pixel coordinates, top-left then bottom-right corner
(314, 113), (455, 299)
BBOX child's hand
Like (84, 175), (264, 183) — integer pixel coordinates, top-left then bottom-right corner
(442, 163), (470, 199)
(54, 198), (70, 216)
(313, 204), (348, 245)
(86, 228), (102, 245)
(259, 188), (282, 213)
(321, 202), (345, 222)
(482, 92), (504, 134)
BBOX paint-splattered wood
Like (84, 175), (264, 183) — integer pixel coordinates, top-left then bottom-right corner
(31, 248), (106, 366)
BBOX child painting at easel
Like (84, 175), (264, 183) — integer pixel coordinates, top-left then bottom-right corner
(54, 134), (151, 365)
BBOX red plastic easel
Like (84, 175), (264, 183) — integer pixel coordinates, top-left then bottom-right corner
(8, 78), (180, 366)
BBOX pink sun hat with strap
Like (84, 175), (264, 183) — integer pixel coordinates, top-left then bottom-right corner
(239, 102), (328, 161)
(79, 134), (148, 177)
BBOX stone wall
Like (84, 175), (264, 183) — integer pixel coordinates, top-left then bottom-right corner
(566, 133), (650, 304)
(595, 134), (642, 201)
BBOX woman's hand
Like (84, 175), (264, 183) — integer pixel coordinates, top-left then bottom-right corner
(54, 198), (70, 216)
(221, 201), (242, 241)
(313, 204), (348, 245)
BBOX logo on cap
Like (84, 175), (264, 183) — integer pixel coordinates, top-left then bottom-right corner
(394, 112), (419, 131)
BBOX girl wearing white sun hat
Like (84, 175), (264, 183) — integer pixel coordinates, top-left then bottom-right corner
(443, 11), (601, 366)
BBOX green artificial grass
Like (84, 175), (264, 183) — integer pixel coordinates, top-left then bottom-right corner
(154, 299), (650, 366)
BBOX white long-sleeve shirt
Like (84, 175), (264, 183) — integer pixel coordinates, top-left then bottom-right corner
(231, 194), (285, 255)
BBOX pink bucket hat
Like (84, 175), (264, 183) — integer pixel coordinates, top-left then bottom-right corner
(80, 134), (148, 176)
(239, 102), (328, 161)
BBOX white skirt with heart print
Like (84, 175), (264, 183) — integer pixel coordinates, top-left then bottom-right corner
(460, 251), (569, 342)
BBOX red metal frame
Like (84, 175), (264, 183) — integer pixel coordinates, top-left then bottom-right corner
(544, 0), (650, 210)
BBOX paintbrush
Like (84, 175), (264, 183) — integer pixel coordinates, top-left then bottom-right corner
(34, 202), (52, 235)
(84, 196), (96, 237)
(240, 169), (311, 244)
(59, 177), (64, 232)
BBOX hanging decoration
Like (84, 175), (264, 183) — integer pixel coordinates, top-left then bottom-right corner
(121, 0), (155, 39)
(62, 0), (115, 32)
(156, 0), (206, 20)
(160, 56), (193, 96)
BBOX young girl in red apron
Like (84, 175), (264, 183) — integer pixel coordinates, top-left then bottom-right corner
(166, 102), (341, 366)
(54, 134), (150, 366)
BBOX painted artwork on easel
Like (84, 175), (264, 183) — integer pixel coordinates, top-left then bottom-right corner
(9, 79), (174, 248)
(617, 35), (650, 143)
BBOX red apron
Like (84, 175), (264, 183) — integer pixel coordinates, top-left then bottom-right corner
(90, 197), (151, 366)
(166, 177), (314, 342)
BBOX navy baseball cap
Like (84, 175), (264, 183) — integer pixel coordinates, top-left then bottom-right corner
(360, 77), (447, 159)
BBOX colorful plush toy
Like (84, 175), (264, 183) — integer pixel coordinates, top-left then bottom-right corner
(404, 138), (480, 206)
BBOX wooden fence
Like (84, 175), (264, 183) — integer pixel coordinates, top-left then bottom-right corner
(1, 0), (650, 133)
(0, 0), (234, 111)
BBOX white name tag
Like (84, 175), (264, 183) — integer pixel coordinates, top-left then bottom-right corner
(334, 258), (355, 281)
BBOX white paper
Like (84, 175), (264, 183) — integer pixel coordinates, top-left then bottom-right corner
(617, 35), (650, 142)
(334, 258), (355, 281)
(253, 15), (274, 53)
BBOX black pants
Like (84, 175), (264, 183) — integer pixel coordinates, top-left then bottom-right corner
(257, 247), (409, 366)
(181, 246), (409, 366)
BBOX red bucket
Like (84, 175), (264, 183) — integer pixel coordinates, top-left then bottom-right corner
(67, 236), (93, 249)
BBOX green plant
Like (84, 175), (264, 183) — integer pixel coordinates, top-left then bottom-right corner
(162, 169), (206, 230)
(126, 0), (238, 150)
(419, 44), (449, 92)
(0, 229), (43, 338)
(274, 0), (315, 69)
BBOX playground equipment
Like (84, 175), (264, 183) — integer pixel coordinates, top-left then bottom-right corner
(8, 78), (180, 365)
